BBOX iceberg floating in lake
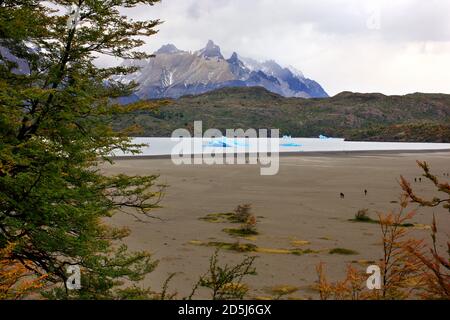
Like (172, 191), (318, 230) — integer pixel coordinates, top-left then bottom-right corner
(112, 137), (450, 157)
(319, 135), (331, 140)
(204, 140), (231, 148)
(280, 135), (302, 147)
(203, 137), (249, 148)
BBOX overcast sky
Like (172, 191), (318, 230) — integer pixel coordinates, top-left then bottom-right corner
(115, 0), (450, 96)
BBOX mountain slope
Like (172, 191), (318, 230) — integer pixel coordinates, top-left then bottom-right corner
(116, 41), (328, 101)
(113, 87), (450, 142)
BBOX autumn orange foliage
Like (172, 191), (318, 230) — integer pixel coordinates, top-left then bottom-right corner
(316, 263), (367, 300)
(0, 243), (47, 300)
(399, 161), (450, 299)
(376, 197), (424, 299)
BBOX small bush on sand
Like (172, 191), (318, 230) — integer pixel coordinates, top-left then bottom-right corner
(355, 209), (371, 222)
(188, 249), (257, 300)
(242, 215), (258, 233)
(223, 205), (259, 237)
(350, 209), (378, 224)
(224, 215), (259, 237)
(351, 208), (414, 227)
(234, 204), (253, 223)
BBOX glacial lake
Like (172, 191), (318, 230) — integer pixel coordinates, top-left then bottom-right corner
(111, 137), (450, 157)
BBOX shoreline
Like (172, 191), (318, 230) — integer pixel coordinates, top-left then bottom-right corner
(111, 148), (450, 160)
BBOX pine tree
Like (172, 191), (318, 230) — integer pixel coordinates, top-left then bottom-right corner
(0, 0), (164, 299)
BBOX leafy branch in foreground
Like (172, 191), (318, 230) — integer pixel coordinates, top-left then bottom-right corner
(315, 263), (366, 300)
(400, 162), (450, 299)
(401, 160), (450, 212)
(188, 249), (257, 300)
(376, 196), (424, 299)
(0, 0), (165, 299)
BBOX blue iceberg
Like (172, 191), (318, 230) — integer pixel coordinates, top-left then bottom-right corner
(204, 140), (232, 148)
(204, 137), (249, 148)
(280, 135), (302, 147)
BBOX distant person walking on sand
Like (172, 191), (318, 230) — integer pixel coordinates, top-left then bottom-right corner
(340, 193), (345, 199)
(364, 189), (368, 196)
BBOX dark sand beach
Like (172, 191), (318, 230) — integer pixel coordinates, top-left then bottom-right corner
(102, 152), (450, 299)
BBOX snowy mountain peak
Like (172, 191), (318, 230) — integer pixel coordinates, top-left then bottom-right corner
(197, 40), (224, 59)
(228, 52), (239, 63)
(118, 41), (328, 102)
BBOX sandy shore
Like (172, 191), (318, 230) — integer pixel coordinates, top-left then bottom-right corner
(102, 152), (450, 299)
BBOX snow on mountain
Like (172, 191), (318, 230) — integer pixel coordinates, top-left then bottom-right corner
(195, 40), (224, 60)
(287, 65), (304, 79)
(118, 41), (328, 102)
